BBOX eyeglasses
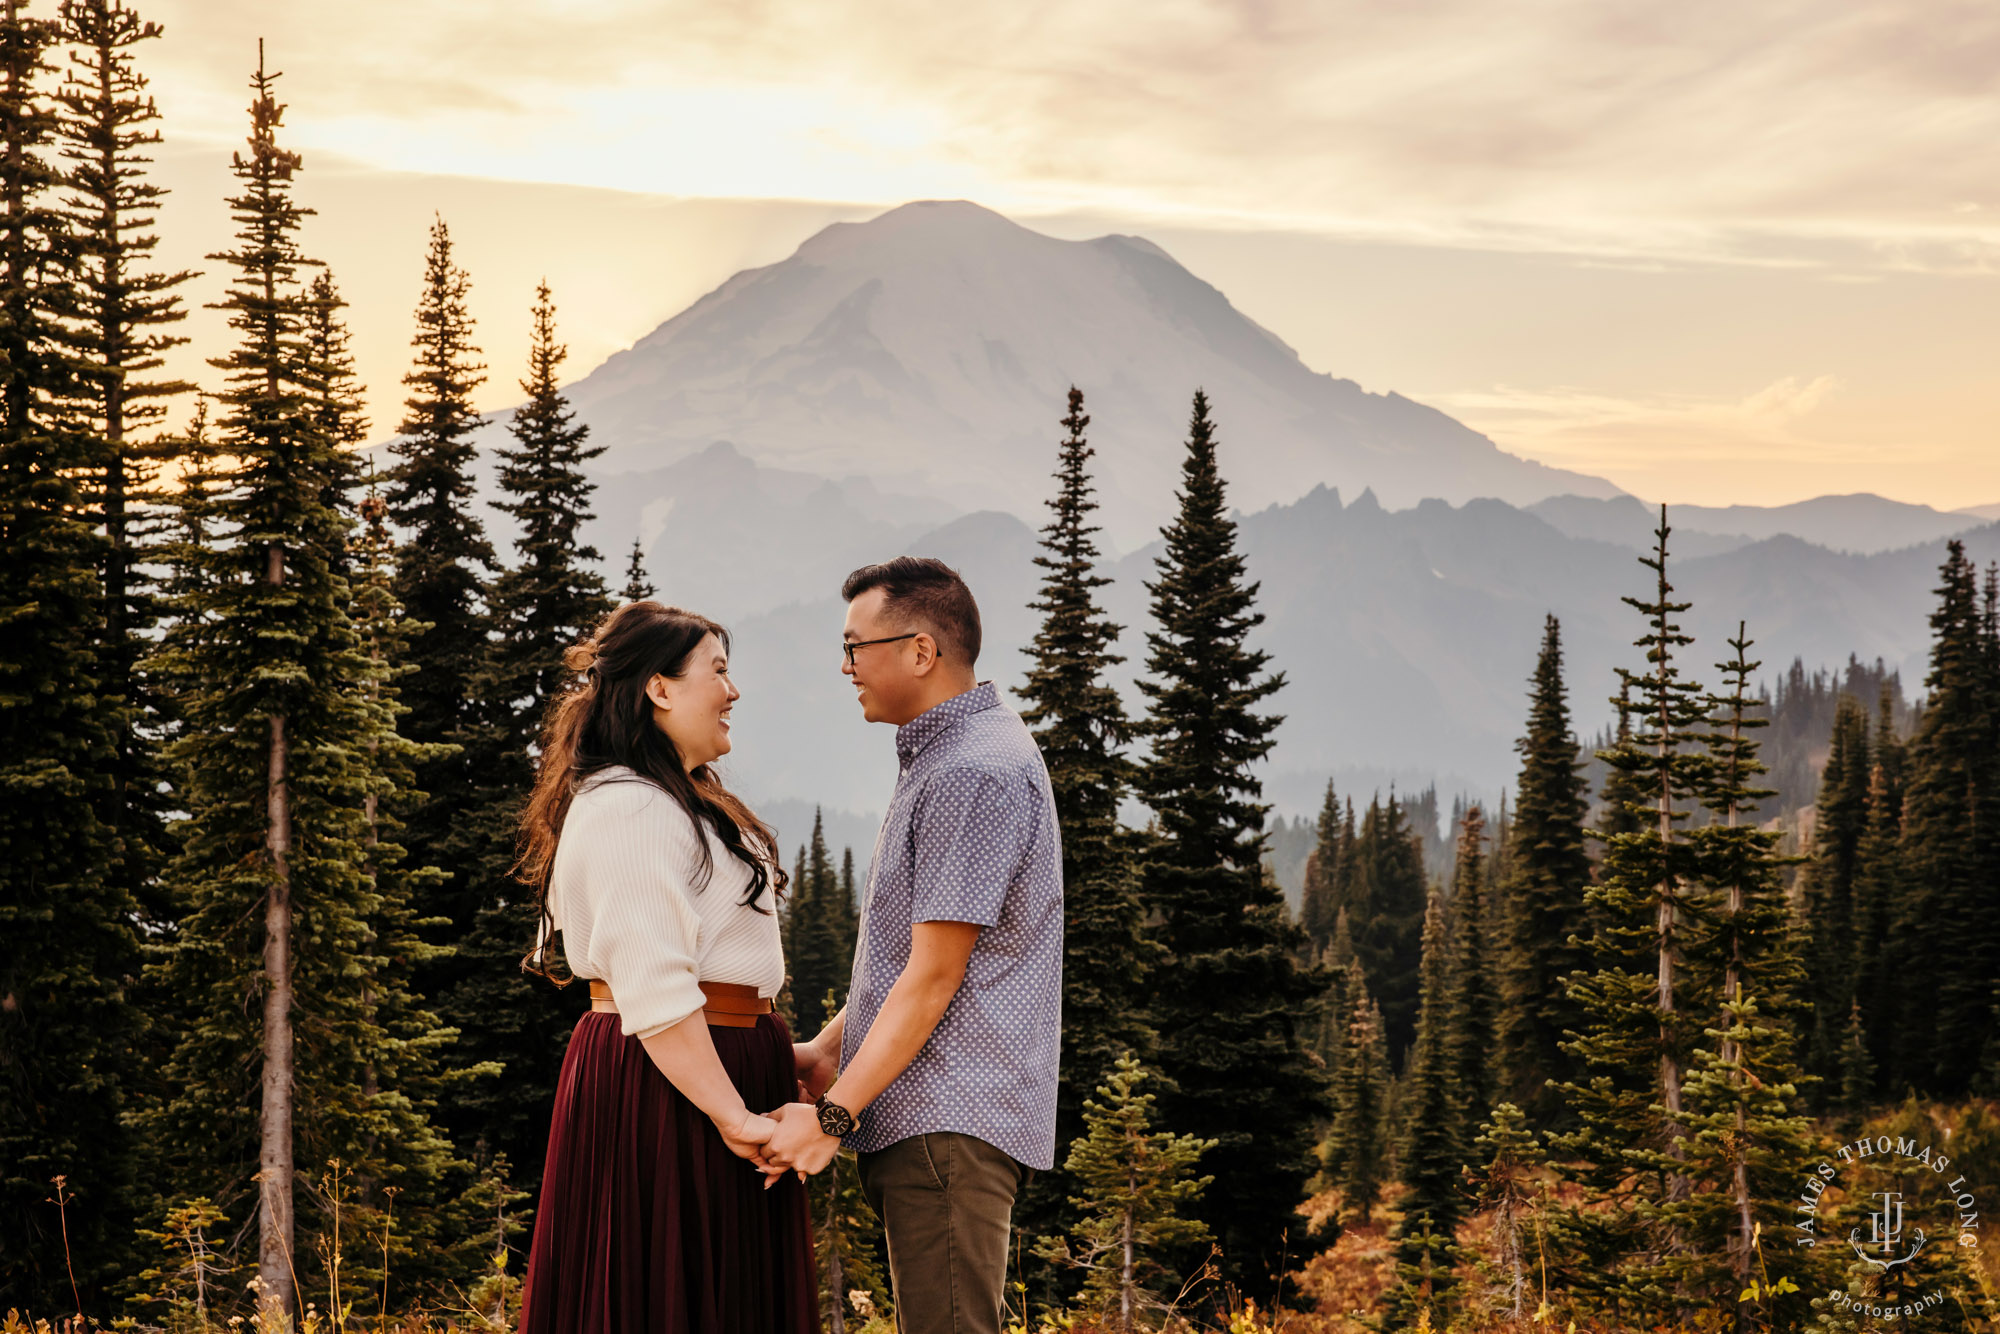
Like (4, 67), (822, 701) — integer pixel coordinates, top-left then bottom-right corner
(842, 632), (929, 667)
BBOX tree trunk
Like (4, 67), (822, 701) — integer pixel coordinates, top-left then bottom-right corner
(259, 541), (296, 1316)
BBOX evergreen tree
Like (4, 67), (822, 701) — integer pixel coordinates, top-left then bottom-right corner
(1465, 1104), (1549, 1328)
(1799, 694), (1869, 1099)
(1446, 804), (1499, 1141)
(784, 809), (854, 1026)
(1034, 1055), (1216, 1334)
(55, 0), (191, 922)
(620, 534), (653, 601)
(1892, 541), (2000, 1092)
(1348, 791), (1426, 1064)
(0, 0), (132, 1307)
(1848, 738), (1904, 1094)
(808, 1145), (889, 1334)
(1385, 891), (1468, 1327)
(1651, 622), (1821, 1325)
(1134, 389), (1326, 1288)
(1017, 386), (1156, 1170)
(1498, 614), (1593, 1125)
(383, 213), (490, 984)
(146, 54), (370, 1314)
(1299, 780), (1345, 953)
(1319, 989), (1391, 1228)
(430, 281), (608, 1181)
(1549, 508), (1714, 1320)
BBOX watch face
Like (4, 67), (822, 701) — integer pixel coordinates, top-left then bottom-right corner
(817, 1100), (854, 1137)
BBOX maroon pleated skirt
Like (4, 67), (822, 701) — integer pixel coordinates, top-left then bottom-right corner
(518, 1010), (819, 1334)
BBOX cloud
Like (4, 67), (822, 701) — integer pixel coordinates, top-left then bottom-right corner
(140, 0), (2000, 269)
(1426, 375), (1885, 499)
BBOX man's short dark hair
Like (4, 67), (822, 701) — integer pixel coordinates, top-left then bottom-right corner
(841, 556), (982, 666)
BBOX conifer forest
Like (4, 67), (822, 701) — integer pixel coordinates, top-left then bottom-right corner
(3, 6), (1998, 1333)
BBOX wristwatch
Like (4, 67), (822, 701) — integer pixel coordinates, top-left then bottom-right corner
(815, 1093), (858, 1138)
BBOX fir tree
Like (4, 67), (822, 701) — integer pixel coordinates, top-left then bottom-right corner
(784, 809), (853, 1027)
(1498, 614), (1593, 1125)
(430, 281), (608, 1180)
(1799, 693), (1869, 1100)
(1319, 989), (1392, 1228)
(1549, 508), (1714, 1320)
(1385, 891), (1468, 1327)
(55, 0), (191, 923)
(147, 52), (366, 1313)
(0, 0), (132, 1307)
(1299, 780), (1345, 953)
(620, 535), (653, 601)
(1348, 791), (1426, 1064)
(1893, 541), (2000, 1092)
(1033, 1055), (1216, 1334)
(1134, 389), (1326, 1287)
(383, 213), (490, 986)
(1652, 622), (1820, 1324)
(1447, 804), (1499, 1142)
(1465, 1104), (1548, 1328)
(1017, 386), (1156, 1174)
(1848, 742), (1903, 1095)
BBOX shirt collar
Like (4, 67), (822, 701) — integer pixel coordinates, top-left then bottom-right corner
(895, 681), (1000, 765)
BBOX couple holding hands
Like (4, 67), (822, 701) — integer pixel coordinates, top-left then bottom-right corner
(515, 558), (1063, 1334)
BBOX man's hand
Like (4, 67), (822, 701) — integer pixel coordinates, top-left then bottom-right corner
(794, 1040), (838, 1101)
(763, 1102), (842, 1176)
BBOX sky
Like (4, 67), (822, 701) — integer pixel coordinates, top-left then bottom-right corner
(132, 0), (2000, 510)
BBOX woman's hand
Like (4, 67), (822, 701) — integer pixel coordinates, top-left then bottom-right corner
(762, 1102), (843, 1177)
(793, 1040), (837, 1101)
(714, 1108), (777, 1162)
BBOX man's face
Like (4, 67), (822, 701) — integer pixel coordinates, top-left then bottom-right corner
(842, 586), (924, 725)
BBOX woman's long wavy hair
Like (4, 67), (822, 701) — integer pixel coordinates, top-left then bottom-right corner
(517, 601), (786, 982)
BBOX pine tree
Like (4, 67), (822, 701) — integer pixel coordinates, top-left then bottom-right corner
(430, 281), (608, 1182)
(1447, 804), (1499, 1142)
(1848, 736), (1903, 1095)
(383, 213), (490, 989)
(620, 534), (653, 601)
(145, 53), (371, 1314)
(784, 808), (852, 1026)
(1498, 614), (1593, 1125)
(1134, 389), (1326, 1287)
(1319, 989), (1391, 1228)
(1017, 386), (1156, 1175)
(1349, 791), (1427, 1064)
(808, 1145), (889, 1334)
(0, 0), (133, 1307)
(1385, 891), (1468, 1327)
(1033, 1055), (1216, 1333)
(1465, 1104), (1549, 1328)
(1650, 622), (1821, 1325)
(55, 0), (191, 924)
(1299, 780), (1344, 953)
(1799, 694), (1869, 1100)
(1892, 541), (2000, 1093)
(1549, 508), (1714, 1320)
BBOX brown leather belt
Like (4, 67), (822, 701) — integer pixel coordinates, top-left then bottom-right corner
(587, 979), (772, 1029)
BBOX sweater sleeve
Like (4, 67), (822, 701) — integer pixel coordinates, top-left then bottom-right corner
(562, 780), (709, 1039)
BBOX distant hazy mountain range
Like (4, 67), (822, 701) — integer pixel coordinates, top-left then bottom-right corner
(451, 200), (1999, 842)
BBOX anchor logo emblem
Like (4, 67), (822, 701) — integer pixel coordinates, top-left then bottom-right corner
(1850, 1189), (1927, 1270)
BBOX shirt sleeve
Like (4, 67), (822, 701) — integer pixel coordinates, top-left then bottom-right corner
(910, 767), (1033, 928)
(566, 782), (710, 1039)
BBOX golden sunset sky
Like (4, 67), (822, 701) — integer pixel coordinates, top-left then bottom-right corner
(135, 0), (2000, 509)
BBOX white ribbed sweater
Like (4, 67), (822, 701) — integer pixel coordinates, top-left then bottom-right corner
(549, 767), (785, 1039)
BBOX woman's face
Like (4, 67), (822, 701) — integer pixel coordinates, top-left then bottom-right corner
(645, 632), (740, 770)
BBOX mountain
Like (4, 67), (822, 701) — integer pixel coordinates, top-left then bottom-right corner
(626, 443), (2000, 840)
(1956, 501), (2000, 522)
(1530, 492), (1988, 557)
(543, 199), (1622, 548)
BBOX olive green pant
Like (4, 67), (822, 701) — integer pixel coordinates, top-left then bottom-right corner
(856, 1132), (1030, 1334)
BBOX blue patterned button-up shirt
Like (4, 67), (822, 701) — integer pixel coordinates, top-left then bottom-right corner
(840, 681), (1064, 1169)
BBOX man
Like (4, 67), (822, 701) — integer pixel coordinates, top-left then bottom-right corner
(762, 556), (1063, 1334)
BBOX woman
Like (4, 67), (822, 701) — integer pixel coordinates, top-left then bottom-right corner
(516, 602), (818, 1334)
